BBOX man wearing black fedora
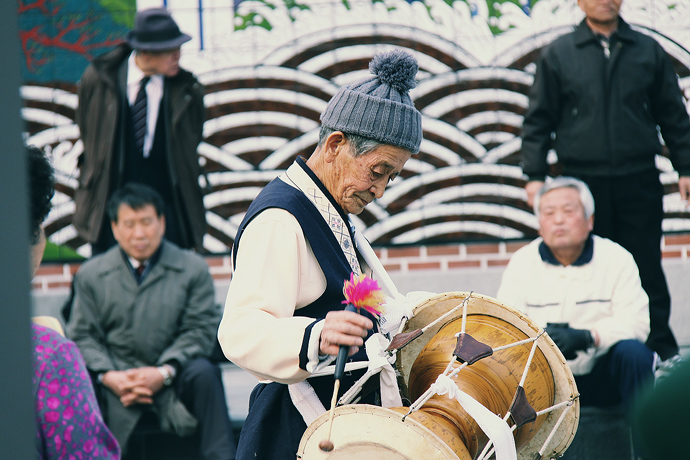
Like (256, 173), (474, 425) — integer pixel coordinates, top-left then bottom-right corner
(72, 8), (236, 460)
(74, 7), (208, 255)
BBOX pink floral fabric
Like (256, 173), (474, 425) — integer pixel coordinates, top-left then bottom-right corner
(32, 323), (120, 459)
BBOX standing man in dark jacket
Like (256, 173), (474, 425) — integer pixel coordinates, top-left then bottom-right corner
(520, 0), (690, 364)
(74, 7), (207, 254)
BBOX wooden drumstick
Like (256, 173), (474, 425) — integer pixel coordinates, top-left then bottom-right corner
(318, 378), (340, 452)
(318, 274), (384, 452)
(319, 303), (357, 452)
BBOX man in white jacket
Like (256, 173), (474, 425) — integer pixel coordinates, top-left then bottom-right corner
(497, 177), (654, 415)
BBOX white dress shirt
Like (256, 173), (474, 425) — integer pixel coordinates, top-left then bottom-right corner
(127, 52), (163, 158)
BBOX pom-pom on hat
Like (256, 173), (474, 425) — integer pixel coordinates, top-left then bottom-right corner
(320, 49), (423, 154)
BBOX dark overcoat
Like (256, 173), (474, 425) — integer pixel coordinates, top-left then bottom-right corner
(74, 44), (207, 249)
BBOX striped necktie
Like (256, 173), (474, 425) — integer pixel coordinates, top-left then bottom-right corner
(132, 76), (150, 156)
(135, 263), (146, 283)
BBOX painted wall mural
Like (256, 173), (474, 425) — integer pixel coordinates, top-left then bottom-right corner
(19, 0), (690, 257)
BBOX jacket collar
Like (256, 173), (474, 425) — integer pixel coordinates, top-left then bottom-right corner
(97, 240), (184, 278)
(295, 156), (351, 228)
(91, 44), (134, 90)
(573, 16), (636, 47)
(120, 242), (163, 278)
(539, 234), (594, 267)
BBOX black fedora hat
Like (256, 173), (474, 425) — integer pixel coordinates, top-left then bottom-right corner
(125, 8), (191, 51)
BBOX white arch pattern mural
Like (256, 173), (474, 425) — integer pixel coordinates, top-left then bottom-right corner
(22, 0), (690, 255)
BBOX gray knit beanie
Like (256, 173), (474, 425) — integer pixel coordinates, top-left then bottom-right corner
(320, 49), (423, 154)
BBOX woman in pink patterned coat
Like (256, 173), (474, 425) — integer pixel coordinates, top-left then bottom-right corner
(27, 145), (120, 459)
(32, 324), (120, 459)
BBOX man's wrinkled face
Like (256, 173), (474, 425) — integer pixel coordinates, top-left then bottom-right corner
(328, 141), (411, 215)
(111, 204), (165, 262)
(538, 187), (593, 254)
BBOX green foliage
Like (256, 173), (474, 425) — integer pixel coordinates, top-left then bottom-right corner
(98, 0), (136, 28)
(233, 0), (540, 35)
(42, 241), (84, 262)
(234, 0), (313, 30)
(235, 10), (274, 31)
(284, 0), (310, 12)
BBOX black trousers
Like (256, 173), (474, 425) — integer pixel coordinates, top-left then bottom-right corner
(176, 357), (237, 460)
(576, 340), (655, 458)
(576, 170), (678, 360)
(94, 358), (236, 460)
(575, 340), (654, 411)
(236, 382), (306, 460)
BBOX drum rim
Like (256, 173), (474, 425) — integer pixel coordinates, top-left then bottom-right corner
(395, 291), (580, 460)
(297, 404), (467, 459)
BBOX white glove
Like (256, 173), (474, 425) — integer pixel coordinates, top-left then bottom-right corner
(379, 291), (435, 335)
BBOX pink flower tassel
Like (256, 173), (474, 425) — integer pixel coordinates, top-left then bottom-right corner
(342, 273), (385, 316)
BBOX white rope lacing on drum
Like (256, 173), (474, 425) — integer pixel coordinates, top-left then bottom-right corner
(402, 361), (469, 418)
(419, 291), (473, 335)
(405, 292), (532, 420)
(337, 333), (402, 407)
(474, 331), (579, 460)
(492, 334), (541, 353)
(402, 299), (584, 460)
(337, 293), (478, 409)
(519, 331), (542, 387)
(536, 398), (577, 459)
(476, 397), (578, 460)
(428, 374), (517, 460)
(400, 333), (542, 460)
(404, 332), (543, 421)
(476, 334), (542, 460)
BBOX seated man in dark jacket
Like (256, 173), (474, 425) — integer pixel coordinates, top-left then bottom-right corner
(67, 183), (236, 460)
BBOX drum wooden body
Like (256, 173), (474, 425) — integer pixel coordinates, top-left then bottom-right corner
(298, 292), (579, 460)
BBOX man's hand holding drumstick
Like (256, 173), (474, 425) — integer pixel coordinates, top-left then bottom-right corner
(319, 273), (385, 452)
(319, 310), (373, 357)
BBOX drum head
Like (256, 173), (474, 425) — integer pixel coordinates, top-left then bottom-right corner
(395, 291), (579, 460)
(297, 405), (470, 459)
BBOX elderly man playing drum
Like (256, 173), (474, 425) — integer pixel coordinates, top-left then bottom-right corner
(497, 177), (655, 433)
(218, 49), (422, 460)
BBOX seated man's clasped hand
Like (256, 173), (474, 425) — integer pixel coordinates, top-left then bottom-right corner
(102, 366), (173, 406)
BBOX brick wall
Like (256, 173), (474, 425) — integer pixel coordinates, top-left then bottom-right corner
(32, 233), (690, 294)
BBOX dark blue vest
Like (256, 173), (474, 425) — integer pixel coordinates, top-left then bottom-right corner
(233, 161), (377, 371)
(232, 161), (380, 460)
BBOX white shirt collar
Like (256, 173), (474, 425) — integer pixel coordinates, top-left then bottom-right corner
(128, 255), (147, 271)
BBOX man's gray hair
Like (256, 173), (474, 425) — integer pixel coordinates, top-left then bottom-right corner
(317, 126), (386, 158)
(534, 176), (595, 220)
